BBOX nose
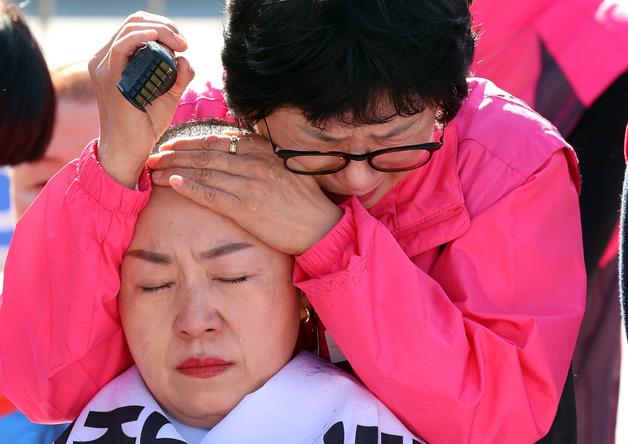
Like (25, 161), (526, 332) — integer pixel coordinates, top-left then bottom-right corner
(336, 157), (380, 193)
(174, 283), (223, 339)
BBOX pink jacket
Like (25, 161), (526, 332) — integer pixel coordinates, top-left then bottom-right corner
(0, 79), (585, 443)
(472, 0), (628, 133)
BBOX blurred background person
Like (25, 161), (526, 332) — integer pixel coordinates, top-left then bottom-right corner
(10, 61), (98, 219)
(0, 0), (225, 263)
(0, 0), (67, 441)
(471, 1), (628, 443)
(1, 56), (97, 444)
(0, 0), (55, 167)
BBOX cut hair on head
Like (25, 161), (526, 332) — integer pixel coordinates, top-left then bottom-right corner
(153, 118), (242, 154)
(0, 0), (55, 166)
(222, 0), (476, 129)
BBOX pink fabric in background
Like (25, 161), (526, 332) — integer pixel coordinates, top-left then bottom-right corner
(171, 81), (232, 125)
(472, 0), (628, 108)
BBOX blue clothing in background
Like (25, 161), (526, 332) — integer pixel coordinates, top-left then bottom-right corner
(0, 412), (67, 443)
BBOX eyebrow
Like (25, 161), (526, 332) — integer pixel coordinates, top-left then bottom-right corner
(125, 249), (172, 264)
(199, 242), (253, 260)
(379, 117), (421, 139)
(299, 116), (421, 143)
(125, 242), (253, 265)
(299, 125), (343, 142)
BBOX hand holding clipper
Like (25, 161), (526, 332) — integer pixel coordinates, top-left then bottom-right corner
(88, 12), (194, 189)
(117, 41), (178, 112)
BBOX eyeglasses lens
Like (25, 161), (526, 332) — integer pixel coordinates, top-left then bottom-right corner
(285, 155), (346, 174)
(371, 149), (431, 171)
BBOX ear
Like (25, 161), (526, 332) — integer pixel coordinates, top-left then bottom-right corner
(298, 290), (313, 322)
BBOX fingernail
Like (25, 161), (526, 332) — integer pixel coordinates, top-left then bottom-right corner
(170, 175), (184, 187)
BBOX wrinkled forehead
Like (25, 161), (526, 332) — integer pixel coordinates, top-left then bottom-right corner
(129, 186), (292, 273)
(138, 186), (234, 239)
(141, 119), (247, 244)
(46, 99), (99, 159)
(132, 186), (272, 265)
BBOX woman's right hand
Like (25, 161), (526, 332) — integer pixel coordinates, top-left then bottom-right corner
(88, 11), (194, 188)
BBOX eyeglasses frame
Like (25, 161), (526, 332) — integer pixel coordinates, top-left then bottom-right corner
(263, 118), (444, 175)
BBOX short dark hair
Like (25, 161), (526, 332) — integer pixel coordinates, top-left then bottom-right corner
(154, 118), (240, 154)
(0, 0), (56, 166)
(222, 0), (475, 128)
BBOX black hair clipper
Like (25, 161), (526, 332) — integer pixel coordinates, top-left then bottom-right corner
(117, 41), (178, 112)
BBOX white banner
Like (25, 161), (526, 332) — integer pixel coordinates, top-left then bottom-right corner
(55, 352), (423, 444)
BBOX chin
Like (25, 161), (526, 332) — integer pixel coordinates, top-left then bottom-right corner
(168, 391), (234, 428)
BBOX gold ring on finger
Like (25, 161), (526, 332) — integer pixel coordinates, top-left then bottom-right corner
(228, 135), (239, 155)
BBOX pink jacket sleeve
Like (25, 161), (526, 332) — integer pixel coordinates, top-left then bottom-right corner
(294, 151), (585, 443)
(0, 83), (228, 423)
(0, 142), (151, 423)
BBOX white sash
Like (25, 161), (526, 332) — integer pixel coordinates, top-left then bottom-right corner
(55, 352), (424, 444)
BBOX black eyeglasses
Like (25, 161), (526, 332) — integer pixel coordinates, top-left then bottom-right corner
(263, 118), (444, 175)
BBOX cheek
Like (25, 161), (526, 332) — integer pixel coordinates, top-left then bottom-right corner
(10, 177), (37, 211)
(380, 171), (410, 191)
(119, 291), (168, 368)
(238, 279), (301, 372)
(313, 175), (336, 193)
(11, 193), (34, 220)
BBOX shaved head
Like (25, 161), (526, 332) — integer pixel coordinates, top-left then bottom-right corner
(153, 118), (242, 154)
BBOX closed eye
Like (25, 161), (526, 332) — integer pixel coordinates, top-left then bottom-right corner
(141, 283), (174, 293)
(214, 276), (249, 284)
(376, 133), (420, 147)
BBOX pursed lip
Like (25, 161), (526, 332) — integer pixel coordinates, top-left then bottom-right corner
(176, 357), (233, 379)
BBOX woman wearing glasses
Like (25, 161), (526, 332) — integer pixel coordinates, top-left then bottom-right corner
(0, 2), (585, 443)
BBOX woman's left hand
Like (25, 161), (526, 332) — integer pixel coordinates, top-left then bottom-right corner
(147, 133), (343, 255)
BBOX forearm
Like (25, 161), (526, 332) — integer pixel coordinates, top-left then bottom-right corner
(0, 141), (150, 422)
(295, 152), (585, 443)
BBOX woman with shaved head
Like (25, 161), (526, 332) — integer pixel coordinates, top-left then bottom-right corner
(2, 2), (585, 442)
